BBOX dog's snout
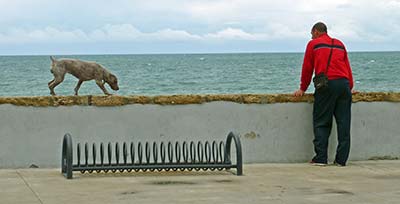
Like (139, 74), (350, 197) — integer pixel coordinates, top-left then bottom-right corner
(111, 84), (119, 91)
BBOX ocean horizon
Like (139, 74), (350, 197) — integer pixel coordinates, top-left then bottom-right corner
(1, 50), (400, 57)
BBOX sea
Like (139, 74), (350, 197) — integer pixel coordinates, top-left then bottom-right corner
(0, 52), (399, 96)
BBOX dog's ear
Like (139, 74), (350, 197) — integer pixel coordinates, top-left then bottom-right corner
(50, 56), (56, 63)
(108, 74), (117, 82)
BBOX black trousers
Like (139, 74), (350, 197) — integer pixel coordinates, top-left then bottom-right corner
(312, 78), (352, 165)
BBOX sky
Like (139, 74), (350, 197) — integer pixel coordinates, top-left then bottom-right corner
(0, 0), (400, 55)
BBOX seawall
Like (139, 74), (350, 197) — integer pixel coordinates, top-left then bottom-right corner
(1, 93), (399, 168)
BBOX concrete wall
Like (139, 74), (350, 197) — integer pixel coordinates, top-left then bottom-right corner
(1, 100), (399, 168)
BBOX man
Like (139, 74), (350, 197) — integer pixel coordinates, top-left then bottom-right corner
(294, 22), (355, 166)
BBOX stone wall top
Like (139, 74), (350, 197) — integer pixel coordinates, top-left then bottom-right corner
(0, 92), (399, 107)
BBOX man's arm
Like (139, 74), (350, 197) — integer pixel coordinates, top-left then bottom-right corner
(294, 42), (314, 97)
(344, 48), (354, 90)
(300, 42), (314, 92)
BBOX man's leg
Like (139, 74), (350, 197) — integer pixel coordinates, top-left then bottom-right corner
(312, 87), (336, 164)
(334, 80), (352, 165)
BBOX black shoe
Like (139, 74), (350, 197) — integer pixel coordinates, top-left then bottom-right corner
(333, 161), (346, 167)
(309, 160), (327, 166)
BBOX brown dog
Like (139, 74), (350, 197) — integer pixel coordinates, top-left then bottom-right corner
(48, 56), (119, 95)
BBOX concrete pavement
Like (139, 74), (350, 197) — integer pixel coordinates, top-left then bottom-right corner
(1, 160), (400, 204)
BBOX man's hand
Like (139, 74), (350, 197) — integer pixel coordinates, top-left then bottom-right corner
(351, 89), (359, 94)
(293, 89), (305, 97)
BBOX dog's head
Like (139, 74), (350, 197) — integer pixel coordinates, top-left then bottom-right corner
(106, 73), (119, 91)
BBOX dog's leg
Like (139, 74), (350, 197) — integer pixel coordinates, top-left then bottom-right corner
(49, 75), (65, 96)
(48, 77), (57, 95)
(74, 80), (83, 96)
(95, 80), (111, 95)
(48, 79), (55, 86)
(48, 78), (57, 95)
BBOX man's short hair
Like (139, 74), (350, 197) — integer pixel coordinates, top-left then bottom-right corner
(312, 22), (327, 33)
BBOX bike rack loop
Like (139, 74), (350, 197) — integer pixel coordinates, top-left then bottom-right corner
(61, 132), (243, 179)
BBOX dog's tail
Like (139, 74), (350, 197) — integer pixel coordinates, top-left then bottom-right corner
(49, 56), (55, 74)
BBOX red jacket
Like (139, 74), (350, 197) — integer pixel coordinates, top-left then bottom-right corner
(300, 33), (353, 91)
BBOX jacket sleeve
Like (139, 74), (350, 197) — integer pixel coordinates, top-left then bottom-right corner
(344, 48), (354, 90)
(300, 41), (314, 91)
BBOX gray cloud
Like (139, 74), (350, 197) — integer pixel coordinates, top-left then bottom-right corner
(0, 0), (399, 54)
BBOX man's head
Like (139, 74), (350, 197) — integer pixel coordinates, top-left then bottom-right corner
(311, 22), (327, 39)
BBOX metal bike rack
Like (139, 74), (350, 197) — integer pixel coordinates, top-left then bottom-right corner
(61, 132), (243, 179)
